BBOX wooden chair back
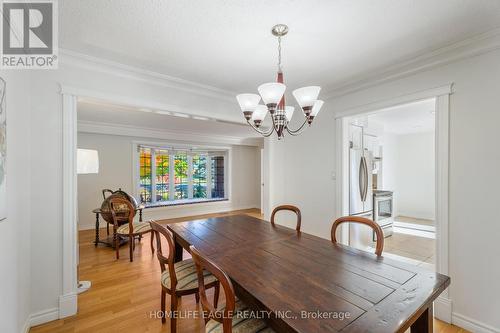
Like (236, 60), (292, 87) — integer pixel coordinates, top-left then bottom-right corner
(190, 245), (235, 332)
(149, 221), (177, 288)
(109, 197), (135, 232)
(331, 216), (384, 256)
(270, 205), (302, 231)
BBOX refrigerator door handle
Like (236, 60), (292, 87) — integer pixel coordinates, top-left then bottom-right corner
(361, 156), (368, 202)
(358, 157), (364, 202)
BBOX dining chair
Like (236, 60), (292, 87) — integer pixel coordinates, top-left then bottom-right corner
(190, 245), (275, 333)
(101, 188), (114, 235)
(109, 197), (154, 262)
(270, 205), (302, 231)
(150, 222), (220, 333)
(331, 216), (385, 256)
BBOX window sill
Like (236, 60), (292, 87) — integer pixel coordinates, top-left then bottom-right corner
(143, 198), (228, 209)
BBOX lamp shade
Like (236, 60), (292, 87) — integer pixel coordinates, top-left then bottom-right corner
(258, 82), (286, 105)
(292, 86), (321, 108)
(310, 100), (324, 117)
(77, 149), (99, 174)
(285, 106), (295, 121)
(252, 105), (268, 122)
(236, 93), (261, 112)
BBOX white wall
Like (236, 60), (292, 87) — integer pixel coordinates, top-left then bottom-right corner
(77, 132), (261, 230)
(263, 112), (336, 236)
(381, 131), (435, 220)
(0, 72), (32, 332)
(265, 48), (500, 330)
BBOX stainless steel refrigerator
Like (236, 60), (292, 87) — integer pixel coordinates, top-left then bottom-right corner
(349, 125), (374, 248)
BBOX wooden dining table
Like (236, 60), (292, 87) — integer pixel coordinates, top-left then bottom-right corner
(167, 214), (450, 333)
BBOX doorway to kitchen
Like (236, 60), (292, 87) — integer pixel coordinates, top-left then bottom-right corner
(334, 86), (451, 292)
(345, 98), (436, 270)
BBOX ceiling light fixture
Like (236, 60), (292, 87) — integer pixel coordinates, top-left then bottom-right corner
(154, 110), (172, 115)
(172, 112), (190, 118)
(236, 24), (324, 139)
(192, 116), (210, 121)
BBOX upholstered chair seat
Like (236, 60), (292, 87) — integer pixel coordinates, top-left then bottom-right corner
(116, 222), (151, 235)
(160, 259), (217, 291)
(206, 299), (276, 332)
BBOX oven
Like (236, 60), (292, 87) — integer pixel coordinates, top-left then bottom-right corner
(373, 191), (394, 240)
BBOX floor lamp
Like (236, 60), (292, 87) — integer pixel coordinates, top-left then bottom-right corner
(76, 148), (99, 293)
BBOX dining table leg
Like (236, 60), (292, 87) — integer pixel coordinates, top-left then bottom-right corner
(173, 234), (183, 263)
(410, 303), (433, 333)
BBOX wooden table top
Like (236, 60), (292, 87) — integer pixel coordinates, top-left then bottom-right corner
(167, 215), (450, 333)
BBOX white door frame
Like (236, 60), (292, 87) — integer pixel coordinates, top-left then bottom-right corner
(260, 148), (264, 214)
(334, 84), (453, 323)
(60, 91), (79, 317)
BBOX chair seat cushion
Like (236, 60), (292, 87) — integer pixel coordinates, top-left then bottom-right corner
(161, 259), (217, 291)
(116, 222), (151, 235)
(206, 299), (275, 332)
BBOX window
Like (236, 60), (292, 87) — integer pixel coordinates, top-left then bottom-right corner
(174, 153), (188, 199)
(139, 147), (152, 203)
(155, 149), (169, 201)
(211, 156), (225, 198)
(192, 155), (207, 198)
(136, 145), (227, 206)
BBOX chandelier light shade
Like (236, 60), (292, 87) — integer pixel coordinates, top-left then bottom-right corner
(236, 93), (261, 120)
(257, 83), (286, 110)
(252, 105), (269, 127)
(236, 24), (324, 139)
(292, 86), (321, 110)
(285, 106), (295, 122)
(311, 100), (324, 117)
(309, 100), (324, 124)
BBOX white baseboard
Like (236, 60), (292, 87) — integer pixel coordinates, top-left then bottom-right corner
(59, 293), (78, 318)
(434, 295), (452, 323)
(452, 313), (500, 333)
(29, 307), (59, 328)
(393, 226), (436, 239)
(21, 317), (31, 333)
(23, 293), (77, 331)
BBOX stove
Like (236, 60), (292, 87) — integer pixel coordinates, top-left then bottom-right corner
(373, 190), (394, 240)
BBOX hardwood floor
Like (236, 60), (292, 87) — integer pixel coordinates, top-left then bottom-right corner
(30, 208), (467, 333)
(382, 232), (436, 270)
(396, 215), (435, 227)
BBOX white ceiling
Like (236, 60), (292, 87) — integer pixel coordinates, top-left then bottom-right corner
(366, 99), (436, 135)
(60, 1), (500, 94)
(77, 100), (262, 139)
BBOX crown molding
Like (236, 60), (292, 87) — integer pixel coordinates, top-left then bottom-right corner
(78, 120), (263, 147)
(324, 27), (500, 100)
(333, 83), (453, 119)
(59, 83), (246, 125)
(59, 49), (236, 102)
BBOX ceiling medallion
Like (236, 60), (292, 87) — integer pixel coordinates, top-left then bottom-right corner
(236, 24), (324, 139)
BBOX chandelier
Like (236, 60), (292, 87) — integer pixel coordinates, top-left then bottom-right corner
(236, 24), (324, 140)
